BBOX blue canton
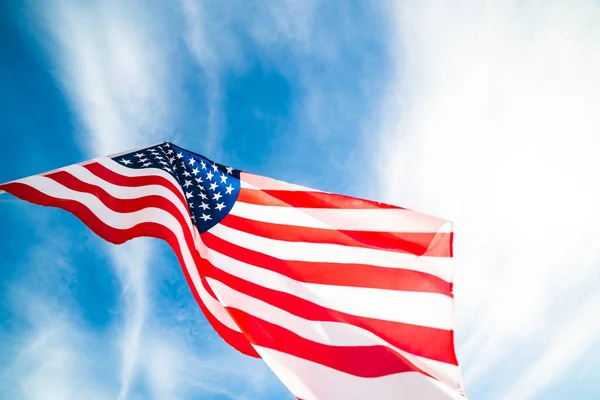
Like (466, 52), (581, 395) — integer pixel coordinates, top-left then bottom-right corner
(112, 142), (241, 233)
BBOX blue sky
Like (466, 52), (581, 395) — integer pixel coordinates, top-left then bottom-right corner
(1, 1), (600, 399)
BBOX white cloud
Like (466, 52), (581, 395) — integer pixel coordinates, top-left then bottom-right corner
(246, 0), (323, 55)
(178, 0), (243, 156)
(0, 231), (117, 400)
(176, 0), (327, 155)
(176, 1), (387, 182)
(377, 0), (600, 398)
(25, 1), (290, 399)
(2, 296), (114, 400)
(141, 328), (281, 400)
(42, 0), (176, 155)
(0, 284), (284, 400)
(502, 288), (600, 400)
(110, 243), (150, 400)
(34, 1), (186, 398)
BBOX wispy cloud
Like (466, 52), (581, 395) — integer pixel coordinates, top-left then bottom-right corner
(502, 288), (600, 400)
(376, 0), (600, 398)
(1, 278), (282, 400)
(2, 295), (115, 400)
(41, 0), (177, 155)
(110, 243), (149, 400)
(0, 221), (117, 400)
(178, 0), (244, 156)
(141, 327), (281, 400)
(177, 1), (389, 194)
(23, 1), (297, 398)
(38, 1), (180, 397)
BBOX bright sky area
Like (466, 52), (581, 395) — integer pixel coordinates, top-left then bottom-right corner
(1, 1), (599, 399)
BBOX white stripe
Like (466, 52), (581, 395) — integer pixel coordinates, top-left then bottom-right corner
(230, 200), (450, 233)
(208, 223), (454, 283)
(207, 278), (460, 389)
(203, 247), (453, 330)
(240, 172), (322, 192)
(254, 347), (466, 400)
(2, 154), (174, 195)
(1, 157), (102, 189)
(95, 157), (185, 195)
(19, 175), (241, 333)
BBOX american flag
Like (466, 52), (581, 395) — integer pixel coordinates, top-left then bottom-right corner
(0, 142), (466, 400)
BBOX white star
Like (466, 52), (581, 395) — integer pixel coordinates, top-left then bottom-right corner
(176, 152), (184, 159)
(189, 203), (194, 208)
(159, 160), (168, 165)
(206, 171), (214, 180)
(212, 163), (219, 172)
(120, 158), (132, 165)
(200, 160), (206, 169)
(225, 166), (233, 174)
(225, 184), (234, 195)
(167, 149), (174, 155)
(191, 214), (196, 221)
(183, 170), (191, 177)
(134, 153), (144, 158)
(142, 162), (151, 167)
(139, 157), (148, 163)
(213, 192), (222, 201)
(215, 202), (226, 211)
(209, 182), (218, 191)
(195, 177), (203, 183)
(200, 213), (212, 222)
(200, 202), (210, 210)
(163, 143), (170, 147)
(189, 158), (196, 166)
(183, 180), (192, 188)
(200, 192), (207, 200)
(220, 174), (227, 184)
(185, 191), (193, 199)
(192, 167), (200, 175)
(169, 157), (175, 164)
(197, 185), (205, 191)
(162, 166), (171, 172)
(154, 155), (164, 160)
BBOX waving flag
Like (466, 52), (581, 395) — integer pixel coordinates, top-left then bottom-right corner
(0, 142), (465, 399)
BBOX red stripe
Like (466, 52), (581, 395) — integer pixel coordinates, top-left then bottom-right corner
(203, 260), (458, 366)
(238, 188), (405, 209)
(226, 307), (433, 379)
(84, 162), (188, 207)
(202, 232), (452, 296)
(1, 180), (258, 358)
(47, 170), (190, 216)
(220, 213), (452, 257)
(46, 169), (217, 304)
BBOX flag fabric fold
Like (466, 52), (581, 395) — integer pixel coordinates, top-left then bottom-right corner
(0, 142), (466, 399)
